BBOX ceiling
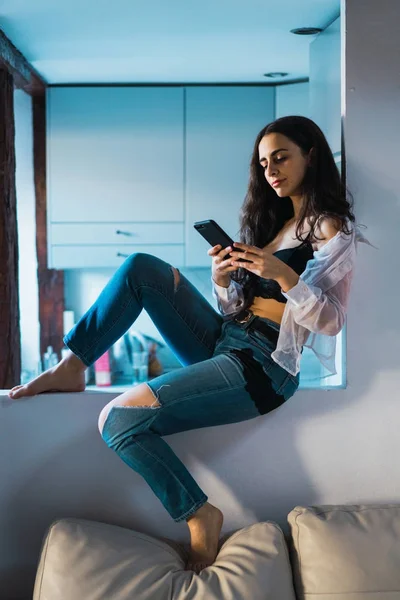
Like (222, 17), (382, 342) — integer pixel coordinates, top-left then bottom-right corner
(1, 0), (340, 84)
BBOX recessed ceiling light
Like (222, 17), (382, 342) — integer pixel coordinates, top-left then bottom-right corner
(290, 27), (323, 35)
(263, 72), (289, 78)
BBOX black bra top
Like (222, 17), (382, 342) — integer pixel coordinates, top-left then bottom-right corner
(253, 240), (314, 304)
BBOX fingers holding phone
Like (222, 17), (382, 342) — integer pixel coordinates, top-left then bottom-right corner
(193, 220), (243, 287)
(209, 244), (238, 288)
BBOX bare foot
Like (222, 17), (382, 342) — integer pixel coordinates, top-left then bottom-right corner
(8, 352), (87, 399)
(185, 502), (224, 573)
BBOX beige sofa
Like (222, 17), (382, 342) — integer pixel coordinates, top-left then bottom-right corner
(33, 503), (400, 599)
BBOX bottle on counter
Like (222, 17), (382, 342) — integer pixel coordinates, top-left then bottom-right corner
(148, 342), (163, 377)
(127, 329), (149, 385)
(94, 351), (112, 387)
(42, 346), (59, 371)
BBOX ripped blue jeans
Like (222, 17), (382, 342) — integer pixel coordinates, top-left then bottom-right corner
(64, 253), (299, 522)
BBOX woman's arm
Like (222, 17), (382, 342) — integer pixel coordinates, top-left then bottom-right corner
(280, 270), (353, 336)
(277, 217), (352, 336)
(212, 277), (245, 316)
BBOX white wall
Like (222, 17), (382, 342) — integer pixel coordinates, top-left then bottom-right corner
(14, 90), (40, 378)
(343, 0), (400, 413)
(310, 17), (341, 153)
(275, 82), (309, 119)
(1, 2), (398, 596)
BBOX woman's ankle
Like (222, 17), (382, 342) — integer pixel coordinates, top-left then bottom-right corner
(63, 350), (87, 372)
(186, 502), (216, 523)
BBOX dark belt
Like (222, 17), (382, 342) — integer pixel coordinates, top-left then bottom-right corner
(234, 309), (280, 345)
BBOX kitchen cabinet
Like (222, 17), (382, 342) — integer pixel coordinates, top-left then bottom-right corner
(47, 85), (274, 268)
(49, 222), (184, 268)
(185, 86), (275, 267)
(47, 86), (184, 224)
(51, 244), (184, 269)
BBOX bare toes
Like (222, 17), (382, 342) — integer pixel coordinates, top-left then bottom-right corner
(9, 386), (32, 399)
(9, 385), (23, 394)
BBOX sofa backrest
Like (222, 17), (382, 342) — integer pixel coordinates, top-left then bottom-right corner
(33, 518), (297, 600)
(288, 504), (400, 599)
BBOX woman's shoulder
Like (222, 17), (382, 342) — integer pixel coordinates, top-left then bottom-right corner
(301, 215), (343, 252)
(312, 216), (343, 251)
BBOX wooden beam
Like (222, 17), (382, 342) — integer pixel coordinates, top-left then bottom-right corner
(0, 69), (22, 387)
(0, 28), (45, 96)
(33, 95), (65, 360)
(0, 28), (64, 361)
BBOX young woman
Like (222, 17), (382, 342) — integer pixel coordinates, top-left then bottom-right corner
(9, 116), (372, 573)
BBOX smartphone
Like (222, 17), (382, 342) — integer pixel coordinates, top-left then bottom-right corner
(193, 219), (248, 261)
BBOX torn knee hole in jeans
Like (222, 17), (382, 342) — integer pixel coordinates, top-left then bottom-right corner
(147, 399), (162, 408)
(134, 397), (161, 409)
(122, 398), (161, 409)
(113, 385), (165, 410)
(139, 383), (171, 409)
(171, 266), (180, 292)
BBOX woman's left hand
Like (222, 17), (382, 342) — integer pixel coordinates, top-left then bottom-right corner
(229, 242), (288, 281)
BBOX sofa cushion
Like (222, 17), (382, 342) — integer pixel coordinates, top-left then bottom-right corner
(288, 504), (400, 600)
(33, 518), (296, 599)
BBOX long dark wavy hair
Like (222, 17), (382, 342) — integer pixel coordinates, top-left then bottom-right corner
(232, 115), (357, 297)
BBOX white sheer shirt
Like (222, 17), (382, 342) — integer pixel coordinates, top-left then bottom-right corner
(212, 220), (376, 377)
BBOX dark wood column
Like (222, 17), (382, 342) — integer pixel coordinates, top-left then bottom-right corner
(33, 95), (65, 359)
(0, 69), (21, 387)
(1, 27), (64, 373)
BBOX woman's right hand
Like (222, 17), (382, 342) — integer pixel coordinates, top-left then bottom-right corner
(208, 244), (239, 288)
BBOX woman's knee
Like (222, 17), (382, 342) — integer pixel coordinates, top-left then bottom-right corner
(124, 252), (179, 289)
(125, 252), (153, 269)
(124, 252), (164, 278)
(120, 252), (155, 284)
(98, 402), (114, 436)
(98, 383), (161, 437)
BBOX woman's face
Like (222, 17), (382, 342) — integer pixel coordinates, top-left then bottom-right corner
(258, 133), (311, 198)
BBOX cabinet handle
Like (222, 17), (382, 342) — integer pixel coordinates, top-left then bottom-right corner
(117, 252), (130, 258)
(116, 230), (134, 236)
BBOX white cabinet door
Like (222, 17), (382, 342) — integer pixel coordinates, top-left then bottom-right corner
(50, 222), (184, 246)
(51, 245), (184, 269)
(185, 86), (275, 267)
(47, 87), (184, 223)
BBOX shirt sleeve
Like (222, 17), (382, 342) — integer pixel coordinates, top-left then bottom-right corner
(281, 269), (354, 336)
(212, 277), (245, 316)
